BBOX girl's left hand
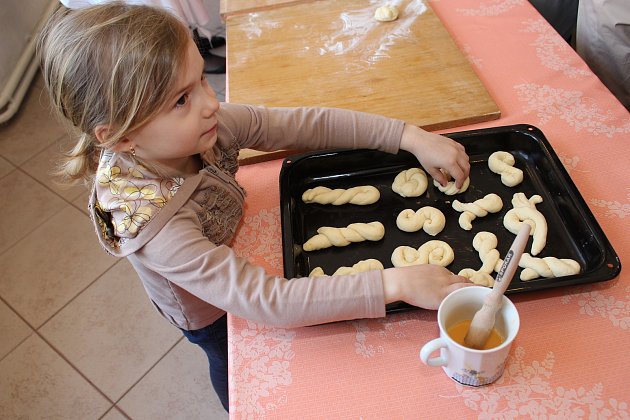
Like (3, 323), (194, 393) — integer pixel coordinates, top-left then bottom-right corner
(399, 124), (470, 189)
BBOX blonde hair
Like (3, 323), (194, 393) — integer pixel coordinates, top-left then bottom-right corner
(37, 2), (191, 184)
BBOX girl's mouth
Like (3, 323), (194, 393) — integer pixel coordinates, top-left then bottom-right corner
(203, 124), (217, 137)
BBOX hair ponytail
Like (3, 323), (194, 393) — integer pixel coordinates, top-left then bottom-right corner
(54, 132), (100, 184)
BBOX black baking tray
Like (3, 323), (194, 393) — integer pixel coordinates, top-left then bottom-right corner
(280, 124), (621, 312)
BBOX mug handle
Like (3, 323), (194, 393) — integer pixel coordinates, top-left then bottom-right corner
(419, 338), (448, 367)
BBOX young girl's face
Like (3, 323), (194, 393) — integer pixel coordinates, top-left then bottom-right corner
(124, 37), (220, 176)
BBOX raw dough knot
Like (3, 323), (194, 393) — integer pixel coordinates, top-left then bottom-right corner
(452, 193), (503, 230)
(433, 171), (470, 195)
(488, 151), (523, 187)
(303, 222), (385, 251)
(391, 240), (454, 267)
(518, 253), (580, 280)
(473, 231), (503, 274)
(503, 193), (547, 255)
(457, 231), (506, 287)
(302, 185), (380, 205)
(309, 258), (384, 277)
(392, 168), (428, 197)
(458, 268), (494, 287)
(396, 206), (446, 236)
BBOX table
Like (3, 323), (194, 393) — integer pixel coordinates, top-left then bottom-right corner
(227, 0), (630, 417)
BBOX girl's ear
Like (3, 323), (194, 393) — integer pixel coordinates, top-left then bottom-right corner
(94, 124), (131, 152)
(94, 124), (111, 145)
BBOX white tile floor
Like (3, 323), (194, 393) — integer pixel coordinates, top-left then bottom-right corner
(0, 72), (229, 419)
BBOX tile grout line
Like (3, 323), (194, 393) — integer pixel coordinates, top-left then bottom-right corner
(0, 295), (35, 363)
(0, 160), (91, 258)
(102, 336), (185, 420)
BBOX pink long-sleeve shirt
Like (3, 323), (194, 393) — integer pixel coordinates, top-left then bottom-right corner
(90, 103), (405, 330)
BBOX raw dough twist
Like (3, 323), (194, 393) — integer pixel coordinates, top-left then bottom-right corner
(452, 193), (503, 230)
(433, 172), (470, 195)
(458, 268), (494, 287)
(392, 168), (428, 197)
(391, 240), (455, 267)
(309, 267), (325, 277)
(518, 253), (580, 280)
(473, 232), (503, 274)
(457, 231), (503, 287)
(310, 259), (385, 277)
(503, 193), (547, 255)
(396, 206), (446, 236)
(303, 222), (385, 251)
(488, 151), (523, 187)
(302, 185), (380, 205)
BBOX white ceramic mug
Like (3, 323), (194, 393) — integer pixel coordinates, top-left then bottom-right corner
(419, 286), (520, 386)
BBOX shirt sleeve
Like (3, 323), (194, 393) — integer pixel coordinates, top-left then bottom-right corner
(217, 103), (405, 154)
(133, 205), (386, 328)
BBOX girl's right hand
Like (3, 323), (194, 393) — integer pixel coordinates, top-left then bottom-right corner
(382, 265), (473, 310)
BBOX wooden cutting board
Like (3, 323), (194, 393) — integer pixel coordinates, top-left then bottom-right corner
(226, 0), (500, 163)
(220, 0), (308, 17)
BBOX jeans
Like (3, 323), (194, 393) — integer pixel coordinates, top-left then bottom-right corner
(182, 314), (229, 412)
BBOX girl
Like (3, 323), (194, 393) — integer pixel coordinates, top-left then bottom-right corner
(38, 2), (471, 411)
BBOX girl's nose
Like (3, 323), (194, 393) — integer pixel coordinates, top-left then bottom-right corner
(202, 91), (220, 118)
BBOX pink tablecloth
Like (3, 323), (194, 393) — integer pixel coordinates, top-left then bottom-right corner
(228, 0), (630, 417)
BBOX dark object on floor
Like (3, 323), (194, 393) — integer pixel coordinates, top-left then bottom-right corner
(193, 29), (226, 74)
(193, 29), (225, 55)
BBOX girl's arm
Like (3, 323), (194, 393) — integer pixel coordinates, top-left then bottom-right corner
(219, 103), (469, 188)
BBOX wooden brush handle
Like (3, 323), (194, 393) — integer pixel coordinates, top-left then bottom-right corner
(492, 224), (531, 296)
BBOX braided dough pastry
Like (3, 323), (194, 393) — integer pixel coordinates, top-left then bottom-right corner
(396, 206), (446, 236)
(458, 268), (494, 287)
(457, 231), (503, 287)
(391, 240), (455, 267)
(392, 168), (428, 197)
(309, 258), (384, 277)
(488, 151), (523, 187)
(518, 253), (580, 280)
(473, 232), (503, 274)
(302, 222), (385, 251)
(503, 193), (547, 255)
(433, 171), (470, 195)
(302, 186), (380, 205)
(452, 193), (503, 230)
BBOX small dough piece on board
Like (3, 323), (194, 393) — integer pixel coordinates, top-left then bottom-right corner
(374, 5), (399, 22)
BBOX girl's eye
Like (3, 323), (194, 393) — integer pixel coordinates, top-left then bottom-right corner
(175, 93), (189, 107)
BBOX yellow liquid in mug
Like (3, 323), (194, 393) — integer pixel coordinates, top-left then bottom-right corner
(447, 319), (505, 350)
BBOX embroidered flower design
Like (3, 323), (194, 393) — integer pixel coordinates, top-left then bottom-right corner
(456, 0), (524, 17)
(168, 177), (184, 199)
(121, 182), (158, 201)
(97, 164), (125, 194)
(128, 164), (147, 179)
(116, 202), (153, 235)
